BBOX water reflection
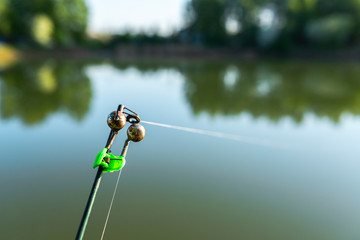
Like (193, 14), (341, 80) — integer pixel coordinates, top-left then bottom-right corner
(114, 59), (360, 123)
(2, 59), (360, 125)
(0, 60), (92, 125)
(182, 61), (360, 122)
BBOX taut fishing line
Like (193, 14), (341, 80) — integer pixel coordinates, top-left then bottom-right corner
(142, 120), (299, 150)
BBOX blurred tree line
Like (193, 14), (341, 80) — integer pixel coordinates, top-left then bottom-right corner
(1, 0), (360, 52)
(0, 0), (87, 47)
(183, 0), (360, 51)
(104, 31), (179, 49)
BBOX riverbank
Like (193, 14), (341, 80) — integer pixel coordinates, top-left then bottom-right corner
(2, 44), (360, 65)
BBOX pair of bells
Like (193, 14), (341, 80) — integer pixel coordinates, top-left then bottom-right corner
(107, 111), (145, 142)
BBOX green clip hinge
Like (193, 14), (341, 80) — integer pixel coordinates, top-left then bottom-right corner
(93, 148), (126, 173)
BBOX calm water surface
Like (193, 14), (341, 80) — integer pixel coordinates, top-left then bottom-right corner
(1, 59), (360, 240)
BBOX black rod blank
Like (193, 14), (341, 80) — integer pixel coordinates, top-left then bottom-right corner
(75, 130), (118, 240)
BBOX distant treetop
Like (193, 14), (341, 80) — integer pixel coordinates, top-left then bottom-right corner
(0, 0), (88, 47)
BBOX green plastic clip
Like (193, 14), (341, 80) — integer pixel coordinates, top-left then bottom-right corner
(93, 148), (126, 173)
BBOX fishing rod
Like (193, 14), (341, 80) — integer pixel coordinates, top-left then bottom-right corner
(75, 105), (296, 239)
(75, 104), (145, 240)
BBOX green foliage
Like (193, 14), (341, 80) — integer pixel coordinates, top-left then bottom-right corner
(305, 14), (355, 47)
(185, 0), (228, 45)
(32, 14), (54, 46)
(52, 0), (88, 46)
(276, 0), (360, 50)
(184, 0), (269, 47)
(184, 0), (360, 51)
(107, 32), (175, 49)
(0, 0), (87, 47)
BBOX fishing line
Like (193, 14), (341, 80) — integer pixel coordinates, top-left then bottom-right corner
(142, 120), (298, 150)
(100, 169), (123, 240)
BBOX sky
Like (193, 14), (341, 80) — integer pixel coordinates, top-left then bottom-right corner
(87, 0), (188, 36)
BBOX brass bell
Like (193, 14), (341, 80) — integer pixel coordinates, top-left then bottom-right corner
(127, 124), (145, 142)
(107, 111), (126, 131)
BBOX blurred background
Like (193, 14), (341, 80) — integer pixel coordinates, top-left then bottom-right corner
(1, 0), (360, 240)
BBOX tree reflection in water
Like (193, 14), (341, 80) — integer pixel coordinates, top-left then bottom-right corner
(2, 59), (360, 125)
(0, 60), (92, 125)
(182, 61), (360, 123)
(113, 59), (360, 123)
